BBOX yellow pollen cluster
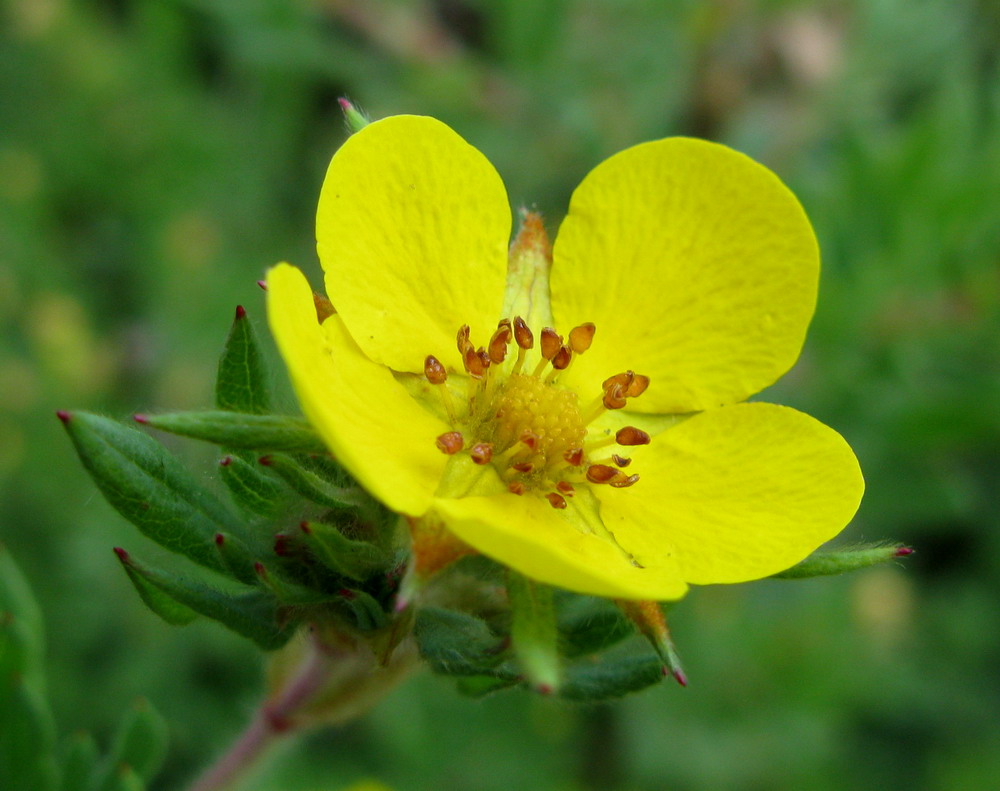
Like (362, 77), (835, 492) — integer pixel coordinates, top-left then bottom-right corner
(426, 317), (650, 508)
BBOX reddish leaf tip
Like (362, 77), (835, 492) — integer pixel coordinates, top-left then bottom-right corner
(214, 533), (225, 546)
(219, 455), (232, 467)
(536, 684), (554, 696)
(113, 547), (129, 562)
(299, 521), (311, 533)
(235, 304), (247, 319)
(338, 97), (352, 111)
(133, 414), (149, 424)
(258, 455), (272, 466)
(256, 279), (268, 291)
(254, 561), (267, 577)
(55, 409), (71, 423)
(895, 546), (914, 557)
(672, 668), (688, 687)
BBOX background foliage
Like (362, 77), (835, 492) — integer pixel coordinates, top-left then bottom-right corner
(1, 0), (998, 789)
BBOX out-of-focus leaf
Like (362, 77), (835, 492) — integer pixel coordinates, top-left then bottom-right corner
(113, 549), (292, 650)
(59, 412), (243, 572)
(58, 732), (99, 791)
(556, 595), (634, 658)
(508, 572), (560, 693)
(94, 699), (167, 788)
(0, 545), (45, 687)
(139, 411), (325, 453)
(216, 305), (272, 415)
(414, 607), (512, 677)
(0, 677), (58, 791)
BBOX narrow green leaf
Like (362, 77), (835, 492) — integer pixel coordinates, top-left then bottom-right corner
(58, 732), (99, 791)
(508, 571), (560, 693)
(98, 699), (168, 786)
(261, 454), (369, 512)
(212, 532), (259, 586)
(138, 411), (326, 453)
(557, 595), (634, 659)
(218, 454), (290, 519)
(60, 412), (243, 572)
(560, 654), (665, 702)
(0, 545), (46, 687)
(414, 607), (511, 677)
(338, 97), (371, 133)
(114, 549), (293, 650)
(771, 543), (913, 579)
(299, 521), (389, 581)
(118, 556), (199, 626)
(216, 305), (271, 414)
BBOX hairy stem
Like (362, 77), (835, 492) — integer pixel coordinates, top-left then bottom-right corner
(185, 636), (331, 791)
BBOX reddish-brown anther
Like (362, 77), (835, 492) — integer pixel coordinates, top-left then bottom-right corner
(520, 430), (540, 452)
(610, 473), (640, 488)
(616, 426), (651, 446)
(568, 322), (596, 353)
(470, 443), (494, 465)
(512, 461), (534, 473)
(513, 316), (533, 349)
(435, 431), (464, 454)
(545, 492), (568, 509)
(456, 324), (471, 355)
(540, 327), (563, 360)
(556, 481), (575, 495)
(603, 383), (628, 410)
(563, 447), (584, 466)
(586, 464), (618, 483)
(465, 346), (489, 378)
(424, 355), (447, 384)
(313, 292), (335, 323)
(508, 481), (526, 495)
(627, 374), (650, 397)
(488, 324), (512, 364)
(551, 345), (572, 370)
(602, 371), (635, 391)
(612, 454), (632, 468)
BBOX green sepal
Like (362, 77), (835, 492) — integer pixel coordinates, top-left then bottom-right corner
(113, 549), (293, 650)
(334, 588), (390, 633)
(560, 654), (665, 702)
(339, 97), (371, 133)
(218, 454), (290, 520)
(261, 454), (370, 512)
(507, 572), (560, 693)
(59, 412), (242, 573)
(771, 543), (913, 579)
(93, 699), (167, 788)
(216, 305), (272, 415)
(252, 562), (338, 607)
(299, 521), (390, 582)
(556, 595), (634, 659)
(138, 411), (326, 453)
(414, 607), (512, 678)
(58, 732), (99, 791)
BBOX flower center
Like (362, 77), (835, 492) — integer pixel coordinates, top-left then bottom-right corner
(424, 317), (651, 509)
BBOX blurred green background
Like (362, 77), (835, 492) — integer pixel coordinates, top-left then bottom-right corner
(2, 0), (998, 789)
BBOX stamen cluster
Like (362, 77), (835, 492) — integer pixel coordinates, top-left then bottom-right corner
(425, 317), (651, 509)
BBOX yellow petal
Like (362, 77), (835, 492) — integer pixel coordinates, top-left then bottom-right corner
(433, 490), (688, 600)
(551, 137), (819, 412)
(266, 263), (447, 515)
(316, 115), (511, 373)
(597, 402), (864, 585)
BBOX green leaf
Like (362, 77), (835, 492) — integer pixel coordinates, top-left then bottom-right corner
(118, 556), (199, 627)
(97, 699), (168, 787)
(299, 521), (390, 582)
(560, 654), (665, 702)
(218, 454), (290, 519)
(114, 549), (293, 650)
(771, 543), (913, 579)
(334, 588), (389, 632)
(58, 732), (99, 791)
(261, 454), (370, 512)
(414, 607), (512, 677)
(216, 305), (271, 415)
(212, 532), (260, 586)
(138, 411), (326, 453)
(454, 674), (520, 698)
(556, 595), (634, 659)
(99, 765), (144, 791)
(508, 572), (560, 693)
(60, 412), (243, 573)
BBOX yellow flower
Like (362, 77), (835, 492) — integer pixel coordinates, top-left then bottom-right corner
(266, 115), (863, 601)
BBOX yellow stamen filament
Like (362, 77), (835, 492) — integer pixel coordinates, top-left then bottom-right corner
(508, 482), (526, 495)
